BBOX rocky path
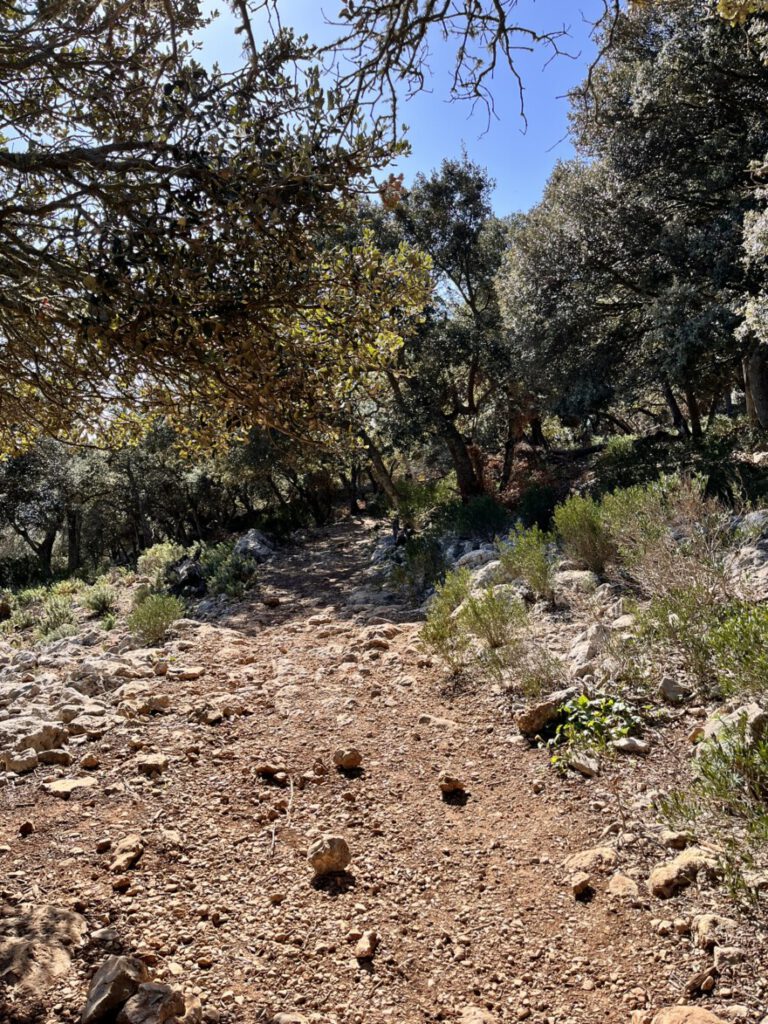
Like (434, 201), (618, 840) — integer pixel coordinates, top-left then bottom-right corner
(0, 522), (764, 1024)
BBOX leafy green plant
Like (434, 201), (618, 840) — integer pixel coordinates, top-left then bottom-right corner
(200, 542), (258, 599)
(82, 583), (118, 616)
(37, 594), (75, 638)
(421, 568), (472, 672)
(554, 494), (614, 574)
(101, 612), (117, 631)
(15, 586), (46, 608)
(546, 693), (643, 771)
(390, 535), (447, 602)
(136, 541), (185, 586)
(661, 720), (768, 908)
(497, 524), (555, 602)
(709, 603), (768, 696)
(127, 594), (184, 645)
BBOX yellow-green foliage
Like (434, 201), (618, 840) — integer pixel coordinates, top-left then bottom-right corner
(127, 594), (184, 645)
(497, 524), (555, 602)
(137, 542), (185, 585)
(553, 494), (614, 574)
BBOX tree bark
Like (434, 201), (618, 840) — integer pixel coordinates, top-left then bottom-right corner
(359, 430), (401, 509)
(439, 417), (484, 499)
(662, 380), (690, 437)
(743, 348), (768, 429)
(683, 383), (702, 439)
(66, 509), (81, 573)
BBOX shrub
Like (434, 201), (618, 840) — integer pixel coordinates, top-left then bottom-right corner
(390, 535), (447, 602)
(497, 524), (555, 602)
(200, 542), (258, 599)
(515, 647), (565, 700)
(458, 586), (526, 650)
(396, 476), (457, 529)
(137, 542), (185, 586)
(127, 594), (184, 645)
(83, 583), (118, 616)
(554, 494), (614, 574)
(421, 568), (472, 672)
(101, 612), (117, 631)
(15, 586), (46, 608)
(50, 577), (84, 596)
(600, 481), (667, 568)
(637, 584), (724, 687)
(435, 494), (511, 540)
(516, 483), (557, 530)
(37, 594), (75, 638)
(709, 603), (768, 696)
(661, 720), (768, 907)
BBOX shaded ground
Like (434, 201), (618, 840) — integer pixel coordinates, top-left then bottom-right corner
(0, 521), (764, 1023)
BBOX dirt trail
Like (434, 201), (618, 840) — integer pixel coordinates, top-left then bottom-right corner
(0, 521), (756, 1024)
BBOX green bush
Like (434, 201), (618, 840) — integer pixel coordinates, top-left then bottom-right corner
(433, 494), (511, 540)
(101, 612), (117, 631)
(661, 720), (768, 907)
(390, 535), (447, 602)
(497, 524), (555, 602)
(137, 542), (185, 586)
(554, 494), (614, 574)
(83, 583), (118, 616)
(396, 476), (457, 529)
(600, 481), (667, 568)
(709, 603), (768, 696)
(458, 586), (526, 650)
(50, 577), (84, 596)
(15, 586), (46, 608)
(37, 594), (75, 638)
(127, 594), (184, 645)
(516, 483), (557, 529)
(638, 584), (724, 687)
(200, 542), (258, 599)
(421, 568), (472, 672)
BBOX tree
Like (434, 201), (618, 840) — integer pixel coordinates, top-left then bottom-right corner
(498, 0), (768, 436)
(0, 0), (430, 450)
(356, 158), (532, 500)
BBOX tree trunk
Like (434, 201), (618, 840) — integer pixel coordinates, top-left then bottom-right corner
(66, 510), (81, 573)
(359, 430), (400, 509)
(662, 380), (690, 436)
(743, 348), (768, 429)
(37, 526), (58, 579)
(439, 418), (484, 500)
(683, 383), (702, 439)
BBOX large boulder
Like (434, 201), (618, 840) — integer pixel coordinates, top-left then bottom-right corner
(233, 529), (273, 563)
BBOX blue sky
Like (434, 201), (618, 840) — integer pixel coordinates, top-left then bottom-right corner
(202, 1), (601, 215)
